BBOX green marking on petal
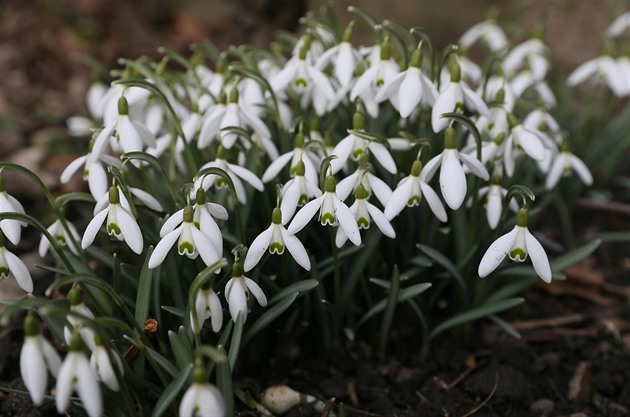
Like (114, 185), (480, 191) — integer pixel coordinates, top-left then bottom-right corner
(321, 212), (335, 226)
(107, 222), (121, 236)
(509, 248), (527, 262)
(357, 217), (370, 229)
(179, 241), (195, 255)
(56, 235), (67, 245)
(0, 266), (10, 278)
(407, 195), (421, 206)
(352, 148), (365, 160)
(194, 221), (200, 229)
(216, 178), (226, 189)
(296, 78), (308, 87)
(270, 242), (284, 254)
(298, 194), (308, 205)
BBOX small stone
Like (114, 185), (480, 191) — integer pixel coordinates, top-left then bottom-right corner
(530, 398), (555, 415)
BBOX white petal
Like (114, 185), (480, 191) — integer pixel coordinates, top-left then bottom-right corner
(398, 69), (422, 118)
(374, 70), (405, 103)
(384, 179), (412, 220)
(329, 135), (356, 174)
(420, 154), (442, 182)
(178, 385), (198, 417)
(115, 206), (143, 254)
(367, 173), (392, 206)
(42, 338), (62, 377)
(306, 65), (336, 101)
(55, 356), (74, 414)
(420, 181), (448, 222)
(459, 152), (490, 180)
(366, 203), (395, 238)
(432, 83), (458, 132)
(545, 156), (565, 190)
(351, 66), (378, 100)
(5, 249), (33, 293)
(191, 227), (220, 266)
(462, 84), (490, 117)
(439, 151), (467, 210)
(60, 155), (87, 184)
(244, 277), (268, 307)
(243, 225), (273, 272)
(20, 337), (47, 404)
(478, 228), (518, 277)
(228, 281), (248, 323)
(270, 61), (298, 93)
(516, 128), (545, 161)
(287, 196), (323, 234)
(81, 209), (109, 250)
(335, 43), (355, 87)
(486, 189), (503, 230)
(129, 187), (163, 211)
(160, 209), (184, 238)
(280, 228), (311, 270)
(262, 151), (294, 183)
(87, 162), (109, 200)
(148, 226), (181, 269)
(75, 356), (102, 417)
(208, 291), (223, 332)
(227, 163), (264, 191)
(569, 154), (593, 186)
(368, 142), (397, 174)
(334, 197), (361, 246)
(525, 230), (552, 283)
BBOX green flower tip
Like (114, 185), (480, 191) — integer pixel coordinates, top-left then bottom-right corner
(294, 132), (305, 148)
(448, 55), (461, 82)
(196, 188), (207, 205)
(24, 312), (41, 337)
(411, 160), (423, 177)
(410, 48), (423, 68)
(380, 40), (391, 61)
(294, 160), (306, 176)
(183, 205), (194, 223)
(68, 330), (85, 352)
(516, 208), (529, 227)
(117, 96), (129, 116)
(494, 132), (506, 145)
(216, 145), (226, 159)
(219, 90), (228, 105)
(324, 175), (337, 193)
(93, 332), (103, 347)
(0, 173), (4, 192)
(355, 183), (369, 200)
(229, 87), (239, 104)
(108, 186), (120, 205)
(491, 174), (502, 185)
(192, 364), (206, 384)
(342, 21), (355, 43)
(444, 127), (457, 149)
(272, 207), (282, 225)
(507, 113), (520, 129)
(352, 112), (365, 130)
(232, 261), (243, 277)
(69, 287), (82, 306)
(495, 88), (505, 103)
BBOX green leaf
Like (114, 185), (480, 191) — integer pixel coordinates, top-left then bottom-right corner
(228, 313), (244, 370)
(357, 282), (432, 328)
(135, 246), (154, 328)
(216, 346), (234, 417)
(161, 305), (185, 318)
(550, 239), (601, 272)
(150, 363), (192, 417)
(489, 315), (521, 339)
(243, 292), (298, 345)
(417, 244), (466, 290)
(378, 266), (400, 357)
(429, 297), (524, 339)
(168, 328), (193, 370)
(268, 279), (318, 304)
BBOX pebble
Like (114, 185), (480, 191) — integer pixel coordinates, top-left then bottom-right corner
(530, 398), (555, 415)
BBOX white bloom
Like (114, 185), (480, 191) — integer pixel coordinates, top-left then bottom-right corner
(510, 71), (557, 107)
(476, 179), (518, 230)
(567, 55), (628, 97)
(421, 128), (489, 210)
(350, 44), (398, 118)
(545, 148), (593, 190)
(0, 243), (33, 293)
(288, 175), (361, 246)
(192, 285), (223, 333)
(279, 161), (323, 224)
(316, 25), (361, 88)
(224, 262), (267, 323)
(337, 168), (392, 208)
(97, 95), (156, 155)
(478, 208), (552, 283)
(261, 134), (319, 185)
(56, 334), (102, 417)
(336, 184), (395, 247)
(39, 219), (81, 257)
(503, 38), (550, 80)
(375, 48), (438, 118)
(20, 315), (62, 405)
(64, 296), (96, 351)
(195, 148), (264, 205)
(191, 188), (228, 258)
(0, 184), (27, 245)
(179, 370), (226, 417)
(81, 186), (144, 255)
(90, 341), (123, 391)
(244, 207), (311, 271)
(503, 114), (548, 177)
(148, 205), (221, 269)
(458, 19), (508, 53)
(607, 12), (630, 38)
(385, 160), (447, 222)
(432, 59), (489, 133)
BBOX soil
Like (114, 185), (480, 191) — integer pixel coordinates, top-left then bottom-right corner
(1, 2), (630, 417)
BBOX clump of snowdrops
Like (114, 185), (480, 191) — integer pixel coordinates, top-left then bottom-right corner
(1, 6), (629, 417)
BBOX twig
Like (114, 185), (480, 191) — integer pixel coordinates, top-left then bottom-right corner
(458, 372), (498, 417)
(347, 382), (359, 407)
(320, 397), (336, 417)
(509, 314), (584, 330)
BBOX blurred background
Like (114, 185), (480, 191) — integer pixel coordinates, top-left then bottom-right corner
(0, 0), (626, 162)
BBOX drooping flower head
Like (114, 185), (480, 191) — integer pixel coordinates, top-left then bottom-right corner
(179, 360), (226, 417)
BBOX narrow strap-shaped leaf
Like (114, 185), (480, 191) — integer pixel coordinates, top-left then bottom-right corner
(417, 243), (466, 291)
(378, 265), (400, 357)
(268, 279), (318, 304)
(228, 312), (244, 370)
(168, 329), (194, 370)
(357, 282), (432, 328)
(135, 246), (155, 327)
(150, 363), (192, 417)
(243, 292), (298, 346)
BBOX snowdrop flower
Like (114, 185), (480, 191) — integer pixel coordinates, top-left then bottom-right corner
(545, 143), (593, 190)
(606, 11), (630, 38)
(567, 46), (628, 97)
(191, 188), (228, 257)
(20, 313), (62, 405)
(522, 108), (562, 145)
(67, 82), (108, 136)
(316, 22), (360, 89)
(56, 332), (102, 417)
(39, 218), (81, 257)
(421, 127), (490, 210)
(179, 364), (226, 417)
(503, 113), (548, 177)
(432, 57), (490, 133)
(478, 207), (552, 283)
(244, 207), (311, 271)
(60, 134), (120, 200)
(96, 96), (156, 155)
(0, 176), (27, 245)
(350, 41), (398, 118)
(279, 160), (322, 224)
(288, 174), (361, 246)
(81, 186), (144, 255)
(458, 19), (508, 53)
(336, 184), (395, 247)
(224, 261), (267, 323)
(476, 175), (518, 229)
(195, 146), (264, 205)
(90, 335), (123, 391)
(375, 47), (438, 118)
(261, 133), (319, 185)
(510, 71), (557, 108)
(330, 112), (396, 175)
(0, 235), (33, 293)
(148, 205), (221, 269)
(191, 282), (223, 334)
(64, 288), (96, 350)
(336, 162), (392, 207)
(385, 159), (447, 222)
(503, 37), (550, 81)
